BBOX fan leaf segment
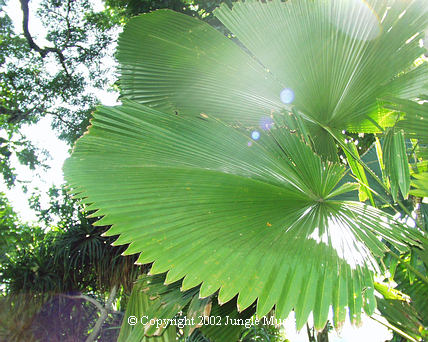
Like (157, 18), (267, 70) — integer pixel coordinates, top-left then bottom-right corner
(64, 103), (421, 329)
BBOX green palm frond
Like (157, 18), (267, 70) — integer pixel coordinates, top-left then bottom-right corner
(383, 97), (428, 198)
(139, 274), (199, 336)
(117, 0), (427, 132)
(120, 273), (254, 342)
(199, 297), (254, 342)
(214, 0), (427, 131)
(117, 10), (283, 124)
(65, 0), (428, 333)
(64, 102), (422, 329)
(117, 276), (177, 342)
(185, 330), (210, 342)
(411, 173), (428, 197)
(375, 284), (422, 342)
(383, 127), (411, 201)
(384, 97), (428, 143)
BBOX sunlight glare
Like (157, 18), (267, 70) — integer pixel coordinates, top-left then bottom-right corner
(328, 0), (382, 41)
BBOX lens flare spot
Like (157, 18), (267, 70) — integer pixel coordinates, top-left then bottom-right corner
(251, 131), (261, 140)
(259, 116), (274, 130)
(247, 141), (253, 147)
(280, 88), (295, 104)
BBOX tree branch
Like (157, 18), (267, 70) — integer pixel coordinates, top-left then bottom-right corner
(60, 288), (120, 342)
(2, 106), (33, 124)
(45, 110), (78, 130)
(61, 293), (105, 313)
(85, 285), (118, 342)
(19, 0), (65, 62)
(306, 323), (316, 342)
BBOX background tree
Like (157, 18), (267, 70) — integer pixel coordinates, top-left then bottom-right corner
(0, 184), (143, 341)
(0, 0), (121, 186)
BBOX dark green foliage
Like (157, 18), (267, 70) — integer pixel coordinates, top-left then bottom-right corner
(1, 185), (142, 293)
(105, 0), (228, 30)
(0, 188), (141, 341)
(0, 192), (44, 266)
(106, 0), (197, 17)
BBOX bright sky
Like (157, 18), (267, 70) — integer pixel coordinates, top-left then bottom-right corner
(2, 1), (399, 340)
(282, 310), (392, 342)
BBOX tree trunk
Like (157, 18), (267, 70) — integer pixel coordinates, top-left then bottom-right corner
(316, 324), (329, 342)
(85, 285), (117, 342)
(307, 322), (330, 342)
(306, 323), (316, 342)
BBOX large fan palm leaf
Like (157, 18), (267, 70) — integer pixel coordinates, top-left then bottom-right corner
(64, 102), (421, 329)
(65, 0), (427, 333)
